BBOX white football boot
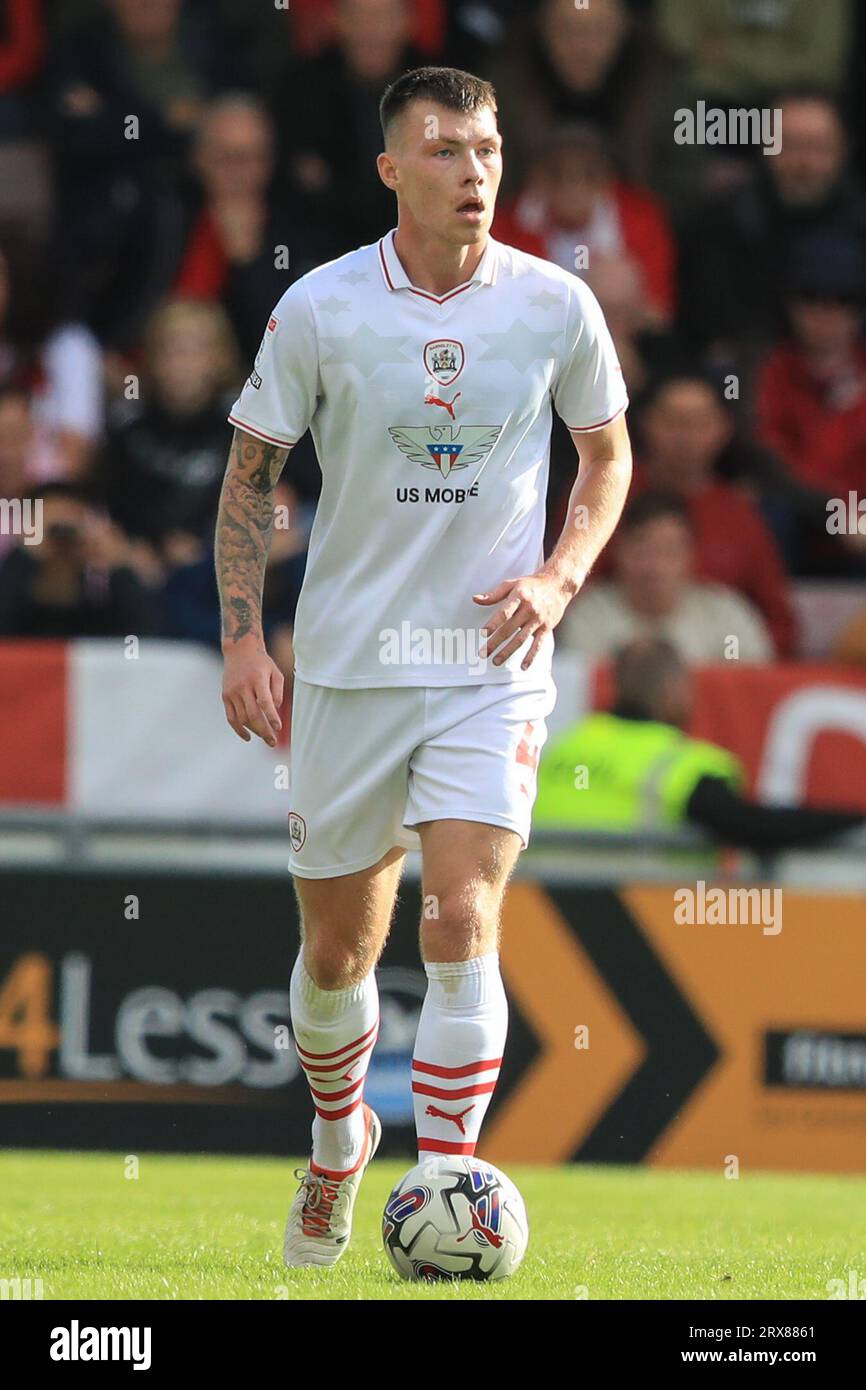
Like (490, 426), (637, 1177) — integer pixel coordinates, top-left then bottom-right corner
(283, 1103), (382, 1268)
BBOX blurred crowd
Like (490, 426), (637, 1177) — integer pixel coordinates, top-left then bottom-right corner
(2, 0), (866, 686)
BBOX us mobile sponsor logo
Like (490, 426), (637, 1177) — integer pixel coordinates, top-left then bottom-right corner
(389, 423), (500, 487)
(396, 483), (480, 504)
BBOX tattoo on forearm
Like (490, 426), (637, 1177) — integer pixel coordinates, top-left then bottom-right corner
(215, 429), (289, 644)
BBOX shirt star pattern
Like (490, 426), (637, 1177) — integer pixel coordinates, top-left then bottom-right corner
(528, 290), (561, 311)
(319, 323), (414, 377)
(317, 296), (352, 314)
(476, 320), (563, 371)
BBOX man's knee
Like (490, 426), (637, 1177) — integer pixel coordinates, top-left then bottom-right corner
(421, 882), (502, 958)
(301, 925), (373, 990)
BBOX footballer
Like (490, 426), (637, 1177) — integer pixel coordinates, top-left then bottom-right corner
(214, 66), (632, 1267)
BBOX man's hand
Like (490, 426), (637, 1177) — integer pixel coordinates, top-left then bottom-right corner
(222, 635), (284, 746)
(473, 572), (576, 670)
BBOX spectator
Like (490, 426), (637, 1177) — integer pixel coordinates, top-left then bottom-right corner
(0, 0), (51, 239)
(273, 0), (426, 250)
(48, 0), (227, 201)
(558, 490), (774, 664)
(679, 91), (866, 357)
(631, 374), (796, 654)
(0, 384), (38, 562)
(0, 239), (104, 478)
(45, 0), (236, 349)
(490, 0), (662, 196)
(164, 477), (308, 688)
(493, 122), (676, 324)
(584, 254), (682, 401)
(656, 0), (852, 104)
(287, 0), (447, 60)
(0, 0), (44, 137)
(534, 637), (864, 850)
(174, 95), (329, 362)
(0, 480), (161, 637)
(97, 298), (239, 563)
(754, 230), (866, 574)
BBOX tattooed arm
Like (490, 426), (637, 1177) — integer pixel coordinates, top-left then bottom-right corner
(215, 427), (290, 746)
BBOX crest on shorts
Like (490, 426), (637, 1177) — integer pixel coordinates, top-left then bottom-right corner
(388, 424), (501, 479)
(288, 812), (306, 852)
(424, 339), (464, 386)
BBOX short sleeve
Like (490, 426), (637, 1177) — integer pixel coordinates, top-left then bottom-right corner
(228, 278), (319, 447)
(552, 276), (629, 433)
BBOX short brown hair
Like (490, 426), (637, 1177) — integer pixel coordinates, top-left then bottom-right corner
(380, 66), (497, 143)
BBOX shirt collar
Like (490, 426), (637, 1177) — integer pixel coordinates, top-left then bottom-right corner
(378, 228), (499, 299)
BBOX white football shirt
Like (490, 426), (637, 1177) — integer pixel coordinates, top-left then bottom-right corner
(228, 229), (628, 687)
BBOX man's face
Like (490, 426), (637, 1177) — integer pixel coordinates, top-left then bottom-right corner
(643, 382), (731, 487)
(337, 0), (409, 82)
(111, 0), (180, 44)
(540, 0), (627, 92)
(615, 516), (693, 616)
(150, 317), (223, 412)
(543, 144), (608, 227)
(379, 101), (503, 246)
(196, 107), (273, 199)
(773, 101), (845, 207)
(789, 296), (863, 354)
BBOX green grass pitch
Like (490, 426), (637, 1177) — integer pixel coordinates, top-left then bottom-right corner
(1, 1149), (864, 1300)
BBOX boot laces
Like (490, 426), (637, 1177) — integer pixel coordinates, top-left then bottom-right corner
(294, 1168), (342, 1238)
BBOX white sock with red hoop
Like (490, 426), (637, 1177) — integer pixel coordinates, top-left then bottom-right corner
(290, 954), (379, 1176)
(412, 953), (508, 1159)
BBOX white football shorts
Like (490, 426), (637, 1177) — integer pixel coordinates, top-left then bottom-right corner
(287, 675), (557, 878)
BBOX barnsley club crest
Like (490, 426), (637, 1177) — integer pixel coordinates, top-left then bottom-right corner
(423, 339), (464, 386)
(288, 812), (306, 852)
(388, 424), (501, 479)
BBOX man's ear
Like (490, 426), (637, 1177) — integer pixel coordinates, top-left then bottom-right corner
(377, 150), (398, 192)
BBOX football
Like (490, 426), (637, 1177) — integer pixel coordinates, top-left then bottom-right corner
(382, 1155), (529, 1281)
